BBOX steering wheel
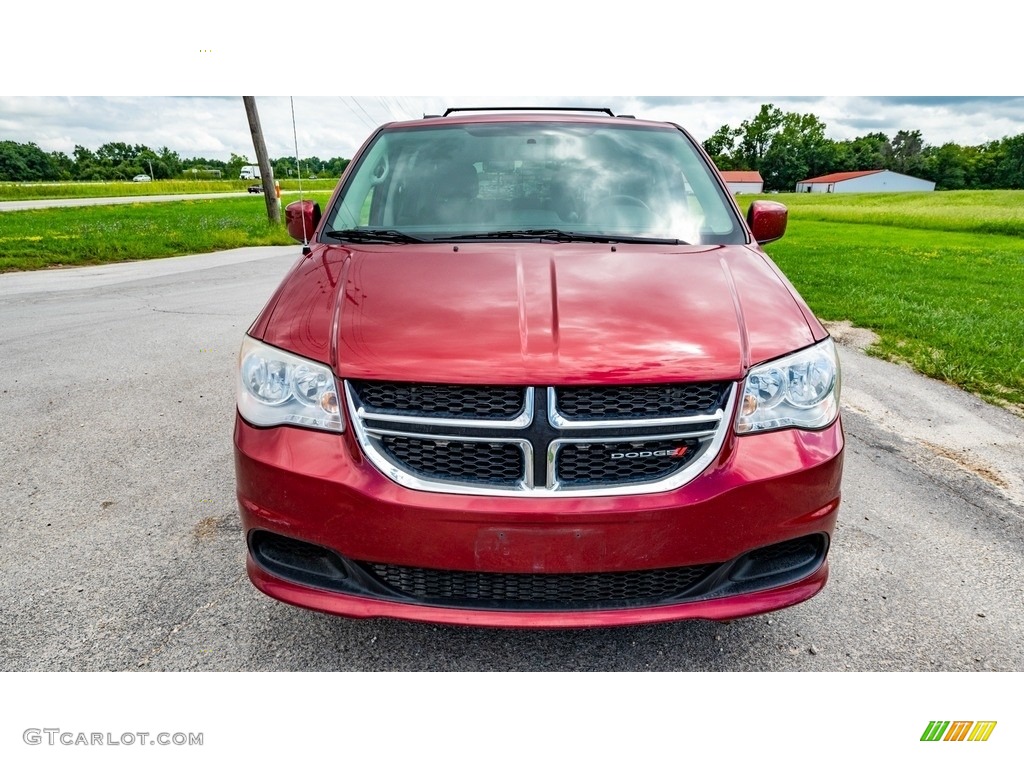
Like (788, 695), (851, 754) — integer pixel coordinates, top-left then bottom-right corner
(593, 194), (651, 211)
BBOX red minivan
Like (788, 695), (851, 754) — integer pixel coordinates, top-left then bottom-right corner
(234, 108), (843, 628)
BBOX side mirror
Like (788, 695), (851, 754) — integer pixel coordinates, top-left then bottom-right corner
(285, 200), (322, 243)
(747, 200), (787, 245)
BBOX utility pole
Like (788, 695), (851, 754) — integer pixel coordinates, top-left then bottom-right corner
(242, 96), (280, 224)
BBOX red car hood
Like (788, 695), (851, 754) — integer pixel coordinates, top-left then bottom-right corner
(257, 242), (820, 385)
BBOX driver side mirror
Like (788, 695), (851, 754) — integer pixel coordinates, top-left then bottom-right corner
(747, 200), (787, 245)
(285, 200), (322, 243)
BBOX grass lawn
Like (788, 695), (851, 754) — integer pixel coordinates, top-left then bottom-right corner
(746, 190), (1024, 410)
(763, 218), (1024, 409)
(0, 194), (334, 271)
(0, 178), (339, 201)
(752, 190), (1024, 238)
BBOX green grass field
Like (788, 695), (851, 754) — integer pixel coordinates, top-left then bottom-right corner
(0, 189), (1021, 411)
(748, 190), (1024, 238)
(747, 192), (1024, 410)
(0, 193), (334, 271)
(0, 178), (339, 201)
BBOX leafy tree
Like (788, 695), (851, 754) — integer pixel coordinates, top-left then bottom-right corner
(225, 152), (251, 179)
(323, 156), (349, 176)
(737, 104), (784, 170)
(761, 112), (835, 190)
(891, 129), (925, 175)
(49, 150), (73, 180)
(181, 156), (227, 178)
(839, 132), (891, 171)
(0, 141), (62, 181)
(0, 140), (352, 183)
(994, 134), (1024, 188)
(923, 142), (967, 190)
(702, 124), (740, 169)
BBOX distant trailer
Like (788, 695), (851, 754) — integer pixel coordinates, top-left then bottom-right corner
(795, 169), (935, 193)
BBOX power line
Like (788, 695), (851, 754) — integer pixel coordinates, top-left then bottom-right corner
(394, 97), (419, 118)
(350, 96), (385, 128)
(377, 96), (401, 122)
(338, 96), (376, 131)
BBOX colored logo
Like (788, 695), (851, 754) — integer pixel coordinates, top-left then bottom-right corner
(609, 447), (688, 460)
(921, 721), (997, 742)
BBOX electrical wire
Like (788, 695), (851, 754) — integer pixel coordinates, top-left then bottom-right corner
(290, 96), (307, 246)
(339, 96), (377, 131)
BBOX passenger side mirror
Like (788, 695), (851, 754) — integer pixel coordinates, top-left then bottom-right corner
(747, 200), (787, 245)
(285, 200), (322, 243)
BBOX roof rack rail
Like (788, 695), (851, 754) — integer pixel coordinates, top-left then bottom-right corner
(441, 107), (617, 117)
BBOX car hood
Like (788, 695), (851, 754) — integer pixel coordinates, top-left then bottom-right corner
(257, 242), (820, 385)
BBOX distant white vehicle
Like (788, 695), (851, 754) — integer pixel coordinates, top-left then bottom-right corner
(239, 165), (261, 180)
(133, 174), (152, 182)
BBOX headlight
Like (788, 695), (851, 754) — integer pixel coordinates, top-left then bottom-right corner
(237, 336), (343, 432)
(735, 338), (840, 434)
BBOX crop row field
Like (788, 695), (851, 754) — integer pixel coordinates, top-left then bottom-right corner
(1, 190), (1021, 410)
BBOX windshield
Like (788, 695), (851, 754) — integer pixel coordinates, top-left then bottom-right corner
(325, 121), (743, 244)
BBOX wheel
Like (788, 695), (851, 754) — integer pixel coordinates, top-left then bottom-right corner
(593, 194), (651, 211)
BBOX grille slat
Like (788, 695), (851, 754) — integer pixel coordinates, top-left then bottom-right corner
(352, 381), (525, 420)
(381, 435), (524, 485)
(554, 383), (728, 420)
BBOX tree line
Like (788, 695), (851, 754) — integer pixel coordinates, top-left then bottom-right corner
(704, 104), (1024, 191)
(5, 107), (1024, 191)
(0, 141), (350, 183)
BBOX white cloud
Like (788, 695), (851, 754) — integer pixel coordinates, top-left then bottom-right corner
(3, 96), (1024, 162)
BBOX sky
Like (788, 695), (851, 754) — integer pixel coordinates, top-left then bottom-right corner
(3, 95), (1024, 165)
(4, 2), (1022, 164)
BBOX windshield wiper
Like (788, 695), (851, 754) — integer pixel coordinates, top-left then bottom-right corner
(444, 229), (687, 245)
(324, 228), (430, 244)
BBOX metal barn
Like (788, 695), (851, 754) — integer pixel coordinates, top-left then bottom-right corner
(795, 169), (935, 193)
(719, 170), (764, 195)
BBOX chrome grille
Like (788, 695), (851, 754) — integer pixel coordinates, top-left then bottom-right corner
(347, 381), (734, 497)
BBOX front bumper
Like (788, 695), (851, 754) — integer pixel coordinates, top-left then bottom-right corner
(234, 414), (843, 628)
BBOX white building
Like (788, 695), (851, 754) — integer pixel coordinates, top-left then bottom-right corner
(795, 169), (935, 193)
(719, 170), (764, 195)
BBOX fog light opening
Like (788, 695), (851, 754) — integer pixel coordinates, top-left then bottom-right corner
(251, 531), (349, 583)
(729, 535), (825, 583)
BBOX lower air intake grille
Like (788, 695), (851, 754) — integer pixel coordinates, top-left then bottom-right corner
(363, 561), (719, 607)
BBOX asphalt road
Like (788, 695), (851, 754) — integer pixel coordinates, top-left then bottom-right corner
(1, 247), (1022, 671)
(0, 192), (254, 212)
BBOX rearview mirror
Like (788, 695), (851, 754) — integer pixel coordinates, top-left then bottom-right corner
(285, 200), (322, 243)
(747, 200), (787, 245)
